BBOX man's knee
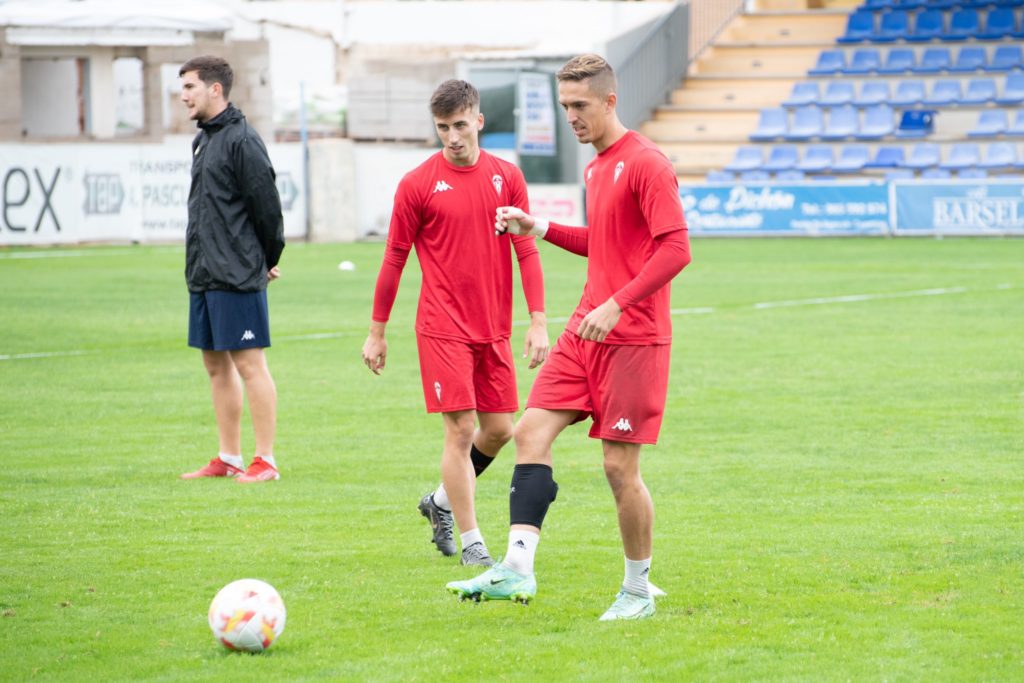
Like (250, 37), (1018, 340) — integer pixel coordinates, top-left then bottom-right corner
(602, 447), (642, 494)
(443, 411), (476, 449)
(480, 418), (513, 449)
(230, 348), (268, 380)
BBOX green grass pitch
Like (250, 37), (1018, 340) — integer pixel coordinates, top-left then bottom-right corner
(1, 237), (1021, 681)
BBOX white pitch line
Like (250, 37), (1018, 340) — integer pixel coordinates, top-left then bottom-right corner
(0, 350), (90, 361)
(1, 285), (1014, 362)
(752, 287), (969, 310)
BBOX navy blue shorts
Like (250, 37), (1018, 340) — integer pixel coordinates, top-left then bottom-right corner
(188, 290), (271, 351)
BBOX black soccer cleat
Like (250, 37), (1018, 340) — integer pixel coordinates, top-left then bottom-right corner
(418, 493), (456, 557)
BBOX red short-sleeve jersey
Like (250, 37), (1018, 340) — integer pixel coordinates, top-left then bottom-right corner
(384, 150), (538, 342)
(567, 131), (687, 345)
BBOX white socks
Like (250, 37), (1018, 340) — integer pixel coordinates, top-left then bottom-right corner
(460, 528), (484, 551)
(218, 453), (243, 469)
(258, 454), (277, 469)
(623, 557), (652, 598)
(503, 529), (540, 575)
(432, 484), (450, 511)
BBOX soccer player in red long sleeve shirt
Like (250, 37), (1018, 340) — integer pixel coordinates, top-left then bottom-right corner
(362, 80), (549, 567)
(447, 55), (691, 620)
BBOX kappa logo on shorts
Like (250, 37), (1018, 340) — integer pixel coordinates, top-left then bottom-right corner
(434, 381), (442, 401)
(241, 330), (256, 342)
(614, 161), (625, 184)
(433, 180), (454, 193)
(612, 417), (633, 432)
(492, 174), (503, 195)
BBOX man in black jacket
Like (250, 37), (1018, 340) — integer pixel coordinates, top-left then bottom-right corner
(178, 55), (286, 484)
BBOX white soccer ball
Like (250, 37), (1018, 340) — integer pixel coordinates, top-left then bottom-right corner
(208, 579), (286, 652)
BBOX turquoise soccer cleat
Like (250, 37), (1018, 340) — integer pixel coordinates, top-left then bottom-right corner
(446, 563), (536, 604)
(599, 589), (656, 621)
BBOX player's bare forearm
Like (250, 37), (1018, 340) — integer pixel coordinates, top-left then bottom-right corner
(524, 311), (550, 369)
(362, 321), (388, 375)
(576, 297), (622, 343)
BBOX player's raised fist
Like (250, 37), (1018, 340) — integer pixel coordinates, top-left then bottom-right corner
(494, 206), (535, 236)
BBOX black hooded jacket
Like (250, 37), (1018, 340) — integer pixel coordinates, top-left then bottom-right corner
(185, 104), (285, 293)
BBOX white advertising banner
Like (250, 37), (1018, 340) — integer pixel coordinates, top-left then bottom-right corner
(527, 183), (584, 226)
(516, 72), (557, 157)
(0, 142), (306, 245)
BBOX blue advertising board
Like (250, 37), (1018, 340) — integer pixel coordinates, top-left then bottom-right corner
(679, 182), (890, 236)
(892, 180), (1024, 235)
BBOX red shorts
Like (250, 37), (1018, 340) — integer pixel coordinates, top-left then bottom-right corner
(526, 331), (670, 444)
(416, 334), (518, 414)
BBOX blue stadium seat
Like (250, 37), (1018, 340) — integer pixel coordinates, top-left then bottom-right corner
(1007, 110), (1024, 136)
(705, 170), (736, 182)
(876, 10), (910, 41)
(908, 9), (945, 42)
(784, 82), (820, 107)
(978, 142), (1018, 169)
(914, 47), (952, 74)
(809, 50), (845, 76)
(895, 110), (935, 138)
(749, 108), (788, 141)
(904, 143), (942, 169)
(786, 106), (824, 141)
(740, 170), (771, 182)
(823, 105), (859, 140)
(796, 145), (834, 172)
(894, 0), (929, 8)
(833, 145), (872, 172)
(775, 170), (806, 181)
(923, 79), (962, 106)
(820, 81), (856, 106)
(857, 104), (896, 139)
(995, 0), (1024, 7)
(943, 9), (980, 41)
(878, 48), (916, 74)
(867, 146), (905, 168)
(891, 80), (926, 106)
(962, 78), (997, 105)
(949, 47), (987, 73)
(855, 81), (891, 107)
(838, 11), (876, 43)
(939, 143), (981, 169)
(762, 145), (800, 171)
(957, 168), (988, 179)
(844, 48), (882, 75)
(968, 109), (1009, 138)
(987, 45), (1023, 72)
(995, 72), (1024, 106)
(921, 168), (952, 179)
(978, 8), (1017, 39)
(725, 146), (765, 171)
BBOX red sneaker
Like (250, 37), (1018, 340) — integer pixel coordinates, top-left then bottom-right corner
(237, 456), (280, 483)
(180, 457), (244, 480)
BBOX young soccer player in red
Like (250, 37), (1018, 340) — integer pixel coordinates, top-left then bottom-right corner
(362, 80), (548, 567)
(447, 54), (691, 619)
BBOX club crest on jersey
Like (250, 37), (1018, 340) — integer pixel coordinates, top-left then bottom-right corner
(614, 161), (625, 184)
(492, 175), (503, 195)
(586, 168), (594, 182)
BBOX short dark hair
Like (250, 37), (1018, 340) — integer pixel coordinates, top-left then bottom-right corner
(556, 54), (617, 97)
(179, 55), (234, 99)
(430, 79), (479, 118)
